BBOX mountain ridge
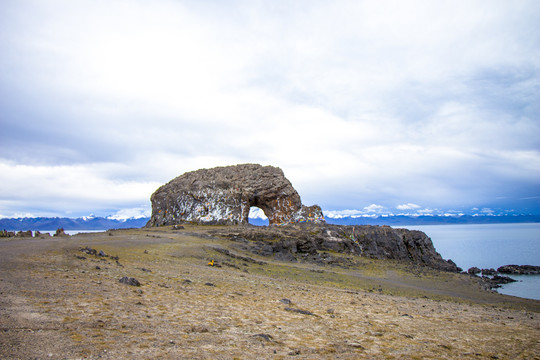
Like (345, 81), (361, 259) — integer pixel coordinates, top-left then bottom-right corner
(1, 214), (538, 231)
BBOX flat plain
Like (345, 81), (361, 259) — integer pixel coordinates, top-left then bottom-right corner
(1, 225), (539, 359)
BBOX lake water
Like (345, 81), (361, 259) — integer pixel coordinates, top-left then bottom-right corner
(401, 223), (540, 300)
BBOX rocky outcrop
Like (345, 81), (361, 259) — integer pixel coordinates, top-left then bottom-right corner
(497, 265), (540, 275)
(209, 223), (460, 272)
(147, 164), (325, 226)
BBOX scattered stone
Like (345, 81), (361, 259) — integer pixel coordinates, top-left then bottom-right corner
(326, 308), (335, 314)
(141, 268), (152, 272)
(279, 298), (292, 305)
(467, 267), (481, 275)
(252, 333), (274, 342)
(110, 255), (119, 260)
(95, 266), (101, 270)
(97, 250), (107, 257)
(75, 255), (86, 260)
(80, 247), (97, 256)
(119, 277), (141, 286)
(284, 307), (315, 316)
(204, 282), (215, 287)
(116, 260), (123, 267)
(182, 279), (192, 284)
(172, 225), (185, 230)
(144, 250), (149, 254)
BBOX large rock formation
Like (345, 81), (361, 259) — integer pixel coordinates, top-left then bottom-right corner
(209, 223), (460, 272)
(147, 164), (325, 226)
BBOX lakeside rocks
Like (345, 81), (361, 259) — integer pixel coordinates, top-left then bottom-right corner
(467, 265), (540, 290)
(146, 164), (325, 227)
(467, 265), (540, 277)
(497, 265), (540, 275)
(209, 223), (460, 272)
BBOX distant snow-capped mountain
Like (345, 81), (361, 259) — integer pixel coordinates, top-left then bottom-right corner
(0, 216), (149, 231)
(1, 213), (537, 231)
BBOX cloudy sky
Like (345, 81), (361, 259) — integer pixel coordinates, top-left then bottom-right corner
(1, 0), (539, 219)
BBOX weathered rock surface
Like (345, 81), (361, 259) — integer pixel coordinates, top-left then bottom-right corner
(209, 223), (460, 272)
(147, 164), (325, 226)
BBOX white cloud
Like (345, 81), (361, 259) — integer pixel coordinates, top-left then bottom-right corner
(0, 0), (539, 216)
(396, 203), (421, 210)
(248, 207), (268, 220)
(323, 209), (368, 219)
(363, 204), (385, 213)
(0, 161), (160, 217)
(108, 207), (151, 221)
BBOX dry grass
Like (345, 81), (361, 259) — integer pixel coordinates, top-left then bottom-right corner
(0, 226), (539, 359)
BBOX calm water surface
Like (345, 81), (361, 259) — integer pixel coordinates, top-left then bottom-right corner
(401, 223), (540, 300)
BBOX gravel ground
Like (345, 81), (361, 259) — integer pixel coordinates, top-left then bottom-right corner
(1, 227), (539, 359)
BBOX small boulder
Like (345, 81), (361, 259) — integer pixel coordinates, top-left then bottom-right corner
(467, 267), (481, 275)
(284, 307), (315, 316)
(119, 277), (141, 286)
(80, 247), (97, 256)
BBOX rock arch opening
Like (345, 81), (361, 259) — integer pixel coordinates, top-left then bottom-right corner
(248, 206), (269, 226)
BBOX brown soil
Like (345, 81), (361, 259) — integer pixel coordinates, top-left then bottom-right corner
(1, 226), (539, 359)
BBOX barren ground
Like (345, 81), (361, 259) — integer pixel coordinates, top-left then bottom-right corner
(1, 225), (539, 359)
